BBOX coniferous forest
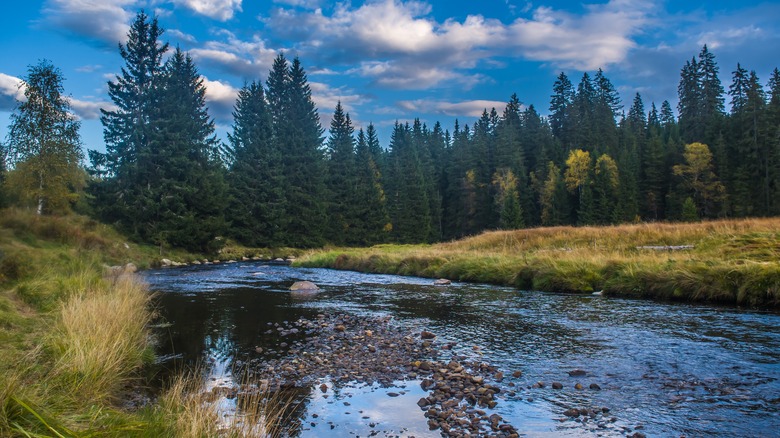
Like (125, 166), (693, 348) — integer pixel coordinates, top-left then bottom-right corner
(3, 11), (780, 252)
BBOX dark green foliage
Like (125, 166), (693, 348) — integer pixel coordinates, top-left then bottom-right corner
(226, 81), (284, 247)
(137, 48), (226, 251)
(89, 11), (169, 236)
(271, 56), (327, 248)
(385, 122), (431, 243)
(325, 102), (356, 245)
(351, 126), (390, 245)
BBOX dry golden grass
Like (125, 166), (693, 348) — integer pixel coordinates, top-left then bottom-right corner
(52, 275), (153, 406)
(298, 218), (780, 307)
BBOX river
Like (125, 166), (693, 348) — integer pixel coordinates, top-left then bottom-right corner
(144, 261), (780, 437)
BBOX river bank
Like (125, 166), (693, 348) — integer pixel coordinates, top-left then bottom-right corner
(295, 218), (780, 308)
(0, 209), (223, 436)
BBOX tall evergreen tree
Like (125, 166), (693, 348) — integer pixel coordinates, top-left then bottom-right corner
(550, 72), (574, 145)
(227, 80), (285, 247)
(352, 127), (390, 245)
(270, 56), (327, 247)
(90, 11), (169, 235)
(325, 101), (357, 244)
(5, 60), (83, 214)
(385, 122), (431, 242)
(142, 48), (226, 251)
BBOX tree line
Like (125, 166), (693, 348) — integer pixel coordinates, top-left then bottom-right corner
(2, 12), (779, 251)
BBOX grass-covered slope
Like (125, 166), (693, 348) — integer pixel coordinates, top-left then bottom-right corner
(0, 208), (208, 436)
(296, 219), (780, 307)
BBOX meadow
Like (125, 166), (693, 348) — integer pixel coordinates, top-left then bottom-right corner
(297, 218), (780, 307)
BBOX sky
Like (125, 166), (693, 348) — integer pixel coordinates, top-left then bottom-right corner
(1, 0), (779, 153)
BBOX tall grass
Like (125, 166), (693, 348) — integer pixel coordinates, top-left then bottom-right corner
(52, 275), (153, 406)
(298, 218), (780, 307)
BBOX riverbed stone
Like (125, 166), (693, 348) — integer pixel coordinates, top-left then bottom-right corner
(290, 281), (319, 291)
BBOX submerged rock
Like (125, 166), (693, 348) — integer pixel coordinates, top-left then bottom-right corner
(290, 281), (319, 291)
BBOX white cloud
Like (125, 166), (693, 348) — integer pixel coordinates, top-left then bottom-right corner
(0, 72), (112, 120)
(190, 31), (278, 78)
(0, 73), (24, 111)
(265, 0), (654, 88)
(696, 25), (764, 50)
(173, 0), (242, 21)
(70, 98), (115, 120)
(42, 0), (135, 46)
(202, 76), (239, 122)
(168, 29), (197, 43)
(397, 99), (508, 117)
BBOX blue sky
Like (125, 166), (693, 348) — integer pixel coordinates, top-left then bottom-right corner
(1, 0), (779, 152)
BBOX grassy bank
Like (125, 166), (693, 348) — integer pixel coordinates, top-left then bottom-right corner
(296, 218), (780, 308)
(0, 208), (237, 436)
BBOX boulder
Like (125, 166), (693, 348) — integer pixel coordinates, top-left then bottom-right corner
(434, 278), (451, 286)
(290, 281), (319, 291)
(160, 258), (173, 267)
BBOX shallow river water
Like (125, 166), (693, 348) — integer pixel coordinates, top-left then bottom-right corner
(144, 261), (780, 437)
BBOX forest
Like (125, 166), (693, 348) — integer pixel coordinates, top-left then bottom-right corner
(2, 11), (779, 252)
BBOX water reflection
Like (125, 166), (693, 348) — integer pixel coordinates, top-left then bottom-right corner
(145, 262), (780, 437)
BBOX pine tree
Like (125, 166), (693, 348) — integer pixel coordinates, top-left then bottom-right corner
(90, 11), (169, 235)
(143, 48), (226, 251)
(678, 57), (701, 143)
(572, 73), (596, 151)
(698, 45), (726, 144)
(325, 101), (356, 244)
(535, 161), (568, 226)
(767, 68), (780, 214)
(385, 122), (430, 242)
(352, 127), (390, 245)
(227, 80), (285, 247)
(5, 60), (84, 214)
(550, 72), (574, 145)
(270, 56), (327, 247)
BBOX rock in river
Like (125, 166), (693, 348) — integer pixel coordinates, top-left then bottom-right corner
(290, 281), (319, 291)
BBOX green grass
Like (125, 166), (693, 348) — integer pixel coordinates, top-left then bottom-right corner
(0, 208), (299, 436)
(297, 218), (780, 307)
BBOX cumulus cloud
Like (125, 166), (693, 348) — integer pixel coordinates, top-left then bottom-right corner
(173, 0), (242, 21)
(202, 76), (239, 123)
(70, 98), (116, 120)
(0, 72), (112, 120)
(0, 73), (24, 111)
(42, 0), (135, 46)
(190, 31), (278, 78)
(167, 29), (197, 43)
(264, 0), (654, 88)
(397, 99), (508, 117)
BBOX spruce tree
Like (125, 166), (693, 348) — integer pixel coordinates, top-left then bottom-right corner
(227, 81), (285, 247)
(144, 48), (226, 251)
(269, 55), (327, 247)
(325, 101), (357, 245)
(90, 11), (169, 235)
(353, 127), (390, 245)
(550, 72), (574, 145)
(385, 122), (431, 243)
